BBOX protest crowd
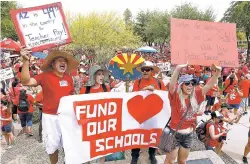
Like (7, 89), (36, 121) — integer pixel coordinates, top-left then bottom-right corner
(1, 2), (250, 164)
(1, 43), (250, 164)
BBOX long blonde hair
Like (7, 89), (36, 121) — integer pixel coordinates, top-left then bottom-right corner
(177, 83), (199, 112)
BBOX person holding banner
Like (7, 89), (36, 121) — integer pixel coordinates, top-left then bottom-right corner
(131, 61), (166, 164)
(80, 65), (110, 163)
(20, 48), (79, 164)
(165, 63), (221, 164)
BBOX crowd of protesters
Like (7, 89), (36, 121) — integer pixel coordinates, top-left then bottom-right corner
(0, 46), (250, 164)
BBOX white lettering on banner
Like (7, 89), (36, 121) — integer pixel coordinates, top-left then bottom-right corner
(58, 91), (171, 163)
(76, 102), (118, 120)
(10, 2), (71, 51)
(0, 68), (14, 81)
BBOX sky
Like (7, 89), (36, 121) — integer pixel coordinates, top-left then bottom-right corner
(18, 0), (232, 21)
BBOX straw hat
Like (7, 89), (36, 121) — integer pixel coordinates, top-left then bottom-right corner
(136, 61), (160, 74)
(40, 50), (79, 73)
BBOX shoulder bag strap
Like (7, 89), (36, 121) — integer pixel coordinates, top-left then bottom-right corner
(173, 101), (191, 136)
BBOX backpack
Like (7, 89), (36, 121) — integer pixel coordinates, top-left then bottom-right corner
(85, 84), (107, 94)
(196, 120), (213, 144)
(138, 78), (162, 90)
(18, 90), (30, 112)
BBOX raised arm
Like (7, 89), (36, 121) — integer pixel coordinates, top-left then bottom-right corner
(202, 64), (221, 96)
(169, 63), (188, 94)
(20, 48), (38, 87)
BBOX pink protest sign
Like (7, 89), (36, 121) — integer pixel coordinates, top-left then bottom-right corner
(171, 18), (238, 67)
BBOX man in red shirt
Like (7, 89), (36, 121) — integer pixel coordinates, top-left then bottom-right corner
(131, 61), (166, 164)
(20, 49), (79, 164)
(239, 74), (250, 113)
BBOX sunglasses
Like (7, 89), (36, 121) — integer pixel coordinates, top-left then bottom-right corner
(141, 67), (152, 72)
(183, 81), (195, 86)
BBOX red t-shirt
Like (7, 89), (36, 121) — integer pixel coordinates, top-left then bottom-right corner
(0, 107), (12, 126)
(9, 87), (22, 105)
(36, 91), (43, 103)
(239, 79), (250, 98)
(224, 78), (238, 93)
(17, 94), (35, 113)
(187, 67), (195, 75)
(206, 83), (219, 97)
(133, 78), (166, 91)
(194, 65), (202, 77)
(206, 122), (220, 147)
(34, 72), (74, 115)
(168, 88), (204, 130)
(212, 103), (221, 111)
(80, 85), (110, 94)
(227, 90), (242, 104)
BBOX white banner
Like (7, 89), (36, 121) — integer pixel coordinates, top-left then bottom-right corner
(58, 90), (170, 164)
(0, 67), (14, 81)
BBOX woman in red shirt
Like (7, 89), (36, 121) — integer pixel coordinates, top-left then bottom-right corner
(165, 63), (221, 164)
(1, 96), (14, 149)
(226, 85), (243, 115)
(17, 89), (35, 136)
(80, 65), (110, 164)
(206, 111), (226, 151)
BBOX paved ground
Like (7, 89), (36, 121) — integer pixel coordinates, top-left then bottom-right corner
(0, 122), (237, 164)
(222, 108), (250, 164)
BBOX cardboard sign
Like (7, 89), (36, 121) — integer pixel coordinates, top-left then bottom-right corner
(171, 18), (238, 67)
(58, 91), (170, 163)
(156, 62), (171, 72)
(10, 2), (72, 52)
(0, 68), (14, 80)
(0, 52), (10, 60)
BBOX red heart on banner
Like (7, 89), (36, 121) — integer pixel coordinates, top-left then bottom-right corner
(127, 94), (163, 124)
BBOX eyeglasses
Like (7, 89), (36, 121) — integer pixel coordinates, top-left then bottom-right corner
(141, 67), (152, 72)
(183, 81), (195, 86)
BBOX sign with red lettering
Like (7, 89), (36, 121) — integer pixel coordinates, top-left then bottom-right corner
(58, 91), (170, 163)
(10, 2), (72, 52)
(171, 18), (238, 67)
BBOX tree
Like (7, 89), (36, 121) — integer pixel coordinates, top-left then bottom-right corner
(133, 10), (153, 46)
(170, 3), (216, 21)
(221, 1), (250, 61)
(123, 8), (133, 29)
(144, 11), (170, 53)
(68, 12), (140, 63)
(1, 1), (19, 40)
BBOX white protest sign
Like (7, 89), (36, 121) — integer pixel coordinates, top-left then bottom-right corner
(10, 2), (72, 52)
(0, 68), (14, 80)
(156, 62), (171, 72)
(58, 90), (171, 163)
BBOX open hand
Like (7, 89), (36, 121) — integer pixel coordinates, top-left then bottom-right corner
(212, 64), (222, 72)
(176, 62), (188, 71)
(20, 47), (32, 61)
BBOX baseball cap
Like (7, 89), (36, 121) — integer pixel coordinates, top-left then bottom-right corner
(211, 111), (223, 119)
(178, 74), (197, 84)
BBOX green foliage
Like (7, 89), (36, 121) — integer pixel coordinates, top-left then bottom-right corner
(133, 3), (216, 47)
(1, 1), (19, 40)
(237, 31), (246, 40)
(123, 8), (133, 29)
(68, 12), (140, 63)
(133, 10), (152, 45)
(222, 1), (250, 61)
(144, 10), (170, 52)
(170, 3), (216, 21)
